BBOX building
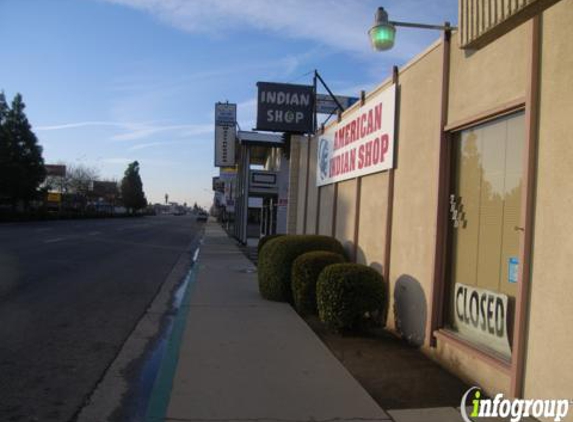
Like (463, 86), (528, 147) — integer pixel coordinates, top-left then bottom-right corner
(287, 0), (572, 402)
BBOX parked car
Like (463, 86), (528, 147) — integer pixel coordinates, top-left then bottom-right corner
(196, 212), (208, 222)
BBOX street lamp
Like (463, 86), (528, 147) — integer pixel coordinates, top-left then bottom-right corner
(368, 7), (456, 51)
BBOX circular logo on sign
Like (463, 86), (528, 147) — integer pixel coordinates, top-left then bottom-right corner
(319, 138), (330, 180)
(285, 110), (294, 123)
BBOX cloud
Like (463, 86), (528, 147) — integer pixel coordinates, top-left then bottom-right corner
(35, 121), (128, 131)
(35, 120), (212, 141)
(110, 123), (212, 141)
(128, 140), (188, 151)
(101, 0), (457, 61)
(102, 157), (179, 166)
(102, 0), (378, 55)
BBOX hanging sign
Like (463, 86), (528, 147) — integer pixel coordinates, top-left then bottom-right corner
(316, 84), (396, 186)
(214, 102), (237, 167)
(315, 94), (359, 114)
(256, 82), (314, 133)
(453, 283), (512, 358)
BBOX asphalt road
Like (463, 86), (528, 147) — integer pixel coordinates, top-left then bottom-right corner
(0, 214), (203, 422)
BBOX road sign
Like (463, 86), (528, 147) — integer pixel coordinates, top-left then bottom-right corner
(315, 94), (359, 115)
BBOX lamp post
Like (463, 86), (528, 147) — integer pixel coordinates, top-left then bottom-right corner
(369, 7), (457, 51)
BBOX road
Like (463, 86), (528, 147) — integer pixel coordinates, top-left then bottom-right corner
(0, 214), (202, 422)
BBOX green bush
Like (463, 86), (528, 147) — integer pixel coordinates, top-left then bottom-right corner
(291, 251), (346, 315)
(258, 235), (345, 302)
(257, 234), (284, 254)
(317, 263), (385, 331)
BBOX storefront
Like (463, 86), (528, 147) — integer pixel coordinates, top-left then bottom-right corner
(288, 0), (573, 402)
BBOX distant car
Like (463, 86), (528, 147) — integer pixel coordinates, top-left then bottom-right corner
(196, 212), (208, 222)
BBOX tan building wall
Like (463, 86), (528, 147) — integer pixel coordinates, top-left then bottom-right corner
(387, 44), (443, 336)
(295, 137), (308, 234)
(524, 0), (573, 404)
(305, 137), (319, 234)
(448, 23), (528, 125)
(334, 179), (357, 258)
(356, 172), (388, 268)
(317, 185), (335, 236)
(286, 136), (301, 234)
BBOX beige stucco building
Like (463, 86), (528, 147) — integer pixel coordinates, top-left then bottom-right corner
(287, 0), (573, 406)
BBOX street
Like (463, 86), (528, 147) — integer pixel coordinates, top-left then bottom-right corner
(0, 214), (202, 422)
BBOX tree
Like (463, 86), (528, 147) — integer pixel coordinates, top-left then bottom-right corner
(0, 93), (46, 208)
(121, 161), (147, 213)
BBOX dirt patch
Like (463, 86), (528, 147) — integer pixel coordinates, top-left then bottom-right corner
(304, 316), (469, 410)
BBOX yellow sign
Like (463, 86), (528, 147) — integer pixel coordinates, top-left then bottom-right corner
(47, 192), (62, 203)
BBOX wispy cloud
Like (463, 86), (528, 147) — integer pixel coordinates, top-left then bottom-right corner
(35, 120), (212, 141)
(102, 0), (377, 55)
(101, 0), (457, 60)
(128, 140), (188, 151)
(102, 157), (179, 166)
(35, 121), (129, 131)
(111, 123), (212, 141)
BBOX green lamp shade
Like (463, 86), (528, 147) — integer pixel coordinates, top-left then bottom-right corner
(369, 24), (396, 51)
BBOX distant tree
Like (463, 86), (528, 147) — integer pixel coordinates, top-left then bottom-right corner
(0, 93), (46, 208)
(121, 161), (147, 213)
(44, 162), (100, 196)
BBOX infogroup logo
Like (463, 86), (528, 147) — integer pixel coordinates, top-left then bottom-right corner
(460, 387), (571, 422)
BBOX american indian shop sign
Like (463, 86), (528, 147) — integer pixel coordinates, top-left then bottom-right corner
(316, 84), (396, 186)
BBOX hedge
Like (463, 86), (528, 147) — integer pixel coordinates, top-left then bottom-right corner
(257, 234), (285, 254)
(317, 263), (385, 331)
(258, 235), (345, 302)
(291, 251), (346, 315)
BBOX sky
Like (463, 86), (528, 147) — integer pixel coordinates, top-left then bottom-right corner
(0, 0), (458, 208)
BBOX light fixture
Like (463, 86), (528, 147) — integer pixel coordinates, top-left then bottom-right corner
(369, 7), (456, 52)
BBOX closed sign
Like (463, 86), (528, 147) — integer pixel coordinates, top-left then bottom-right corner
(454, 283), (512, 358)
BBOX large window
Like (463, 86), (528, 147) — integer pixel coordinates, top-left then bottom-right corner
(446, 111), (525, 359)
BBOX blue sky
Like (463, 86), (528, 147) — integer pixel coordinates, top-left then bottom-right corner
(0, 0), (457, 208)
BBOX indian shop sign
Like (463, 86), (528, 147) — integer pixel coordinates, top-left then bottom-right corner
(256, 82), (314, 133)
(454, 283), (512, 358)
(316, 84), (396, 186)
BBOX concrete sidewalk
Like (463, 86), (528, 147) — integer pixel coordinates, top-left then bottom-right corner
(156, 223), (390, 422)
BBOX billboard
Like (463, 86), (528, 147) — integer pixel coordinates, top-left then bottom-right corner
(45, 164), (66, 177)
(316, 84), (396, 186)
(214, 103), (237, 167)
(256, 82), (314, 133)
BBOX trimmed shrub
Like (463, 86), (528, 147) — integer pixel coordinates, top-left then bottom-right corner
(291, 251), (346, 315)
(317, 263), (385, 331)
(257, 234), (284, 254)
(258, 235), (345, 302)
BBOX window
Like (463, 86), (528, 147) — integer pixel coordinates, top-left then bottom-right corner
(446, 111), (525, 359)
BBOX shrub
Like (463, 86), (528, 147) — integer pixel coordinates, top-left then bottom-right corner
(291, 251), (346, 315)
(257, 234), (284, 254)
(258, 235), (345, 302)
(317, 263), (385, 332)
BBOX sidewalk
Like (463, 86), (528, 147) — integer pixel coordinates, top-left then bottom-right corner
(149, 223), (516, 422)
(150, 222), (389, 422)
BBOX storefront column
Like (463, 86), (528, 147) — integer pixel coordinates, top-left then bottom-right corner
(511, 15), (541, 399)
(383, 66), (400, 285)
(429, 26), (453, 347)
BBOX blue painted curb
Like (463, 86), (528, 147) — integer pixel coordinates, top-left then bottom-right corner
(145, 264), (198, 422)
